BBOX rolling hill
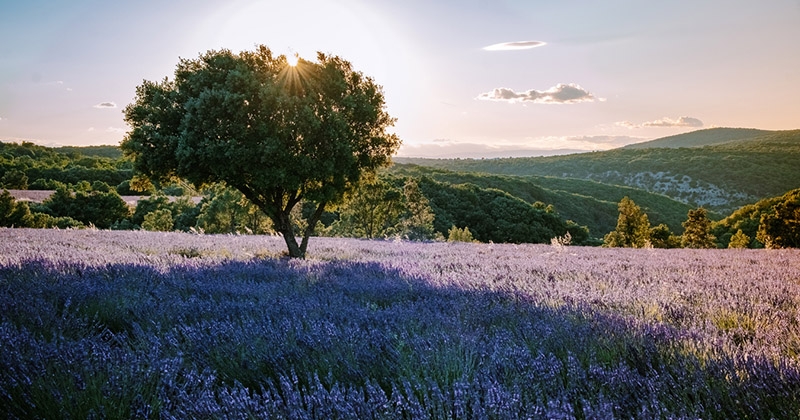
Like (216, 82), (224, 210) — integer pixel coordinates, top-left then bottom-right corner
(622, 127), (773, 149)
(386, 164), (696, 237)
(396, 128), (800, 214)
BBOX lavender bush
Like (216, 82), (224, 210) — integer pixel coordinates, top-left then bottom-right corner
(1, 228), (799, 418)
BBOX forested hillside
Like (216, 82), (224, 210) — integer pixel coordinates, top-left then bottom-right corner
(397, 128), (800, 213)
(713, 187), (800, 249)
(0, 141), (132, 189)
(387, 164), (694, 235)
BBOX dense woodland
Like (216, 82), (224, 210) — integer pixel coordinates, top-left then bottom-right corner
(2, 128), (799, 249)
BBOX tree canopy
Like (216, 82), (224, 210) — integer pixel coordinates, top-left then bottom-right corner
(122, 46), (400, 257)
(681, 207), (716, 249)
(604, 197), (651, 248)
(756, 188), (800, 249)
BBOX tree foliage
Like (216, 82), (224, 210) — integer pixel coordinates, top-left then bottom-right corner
(122, 46), (399, 257)
(649, 223), (680, 248)
(0, 141), (133, 189)
(0, 190), (34, 227)
(447, 225), (475, 242)
(40, 184), (130, 229)
(327, 177), (437, 240)
(195, 184), (272, 234)
(400, 179), (436, 240)
(141, 209), (174, 232)
(604, 197), (651, 248)
(728, 229), (750, 249)
(681, 207), (717, 249)
(329, 177), (405, 239)
(756, 189), (800, 249)
(0, 170), (28, 189)
(714, 187), (800, 248)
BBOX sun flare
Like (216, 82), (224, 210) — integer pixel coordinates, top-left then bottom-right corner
(286, 53), (299, 67)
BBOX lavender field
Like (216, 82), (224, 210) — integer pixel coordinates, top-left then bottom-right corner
(2, 228), (800, 418)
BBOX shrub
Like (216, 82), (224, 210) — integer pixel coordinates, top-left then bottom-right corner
(141, 209), (174, 232)
(447, 225), (475, 242)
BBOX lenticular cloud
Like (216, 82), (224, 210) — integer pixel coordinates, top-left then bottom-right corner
(483, 40), (546, 51)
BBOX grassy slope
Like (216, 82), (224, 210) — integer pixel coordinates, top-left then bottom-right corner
(396, 129), (800, 214)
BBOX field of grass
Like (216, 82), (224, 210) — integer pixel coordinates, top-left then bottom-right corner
(2, 229), (800, 418)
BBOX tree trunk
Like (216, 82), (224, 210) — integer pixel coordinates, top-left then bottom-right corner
(298, 201), (327, 257)
(274, 209), (304, 258)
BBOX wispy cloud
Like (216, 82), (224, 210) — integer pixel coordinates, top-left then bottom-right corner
(93, 102), (117, 109)
(617, 116), (704, 129)
(477, 83), (600, 104)
(483, 40), (546, 51)
(40, 80), (72, 91)
(105, 127), (126, 133)
(644, 116), (703, 127)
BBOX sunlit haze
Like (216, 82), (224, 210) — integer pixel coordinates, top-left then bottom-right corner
(2, 0), (799, 158)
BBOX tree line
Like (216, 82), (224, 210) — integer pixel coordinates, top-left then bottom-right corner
(602, 191), (800, 249)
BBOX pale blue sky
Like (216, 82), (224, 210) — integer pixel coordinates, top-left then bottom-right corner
(2, 0), (799, 157)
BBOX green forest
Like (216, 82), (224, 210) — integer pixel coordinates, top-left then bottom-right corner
(397, 128), (800, 214)
(2, 127), (799, 249)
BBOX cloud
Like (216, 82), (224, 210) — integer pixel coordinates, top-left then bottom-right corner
(477, 83), (599, 104)
(643, 116), (703, 128)
(618, 116), (704, 129)
(483, 40), (546, 51)
(105, 127), (126, 133)
(93, 102), (117, 109)
(615, 121), (638, 129)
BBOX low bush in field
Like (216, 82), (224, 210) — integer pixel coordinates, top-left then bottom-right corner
(2, 229), (800, 418)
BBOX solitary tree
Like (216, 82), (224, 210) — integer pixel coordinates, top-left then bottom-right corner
(603, 197), (650, 248)
(122, 46), (400, 257)
(728, 229), (750, 249)
(681, 207), (716, 249)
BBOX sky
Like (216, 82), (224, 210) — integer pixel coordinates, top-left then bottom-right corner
(2, 0), (799, 158)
